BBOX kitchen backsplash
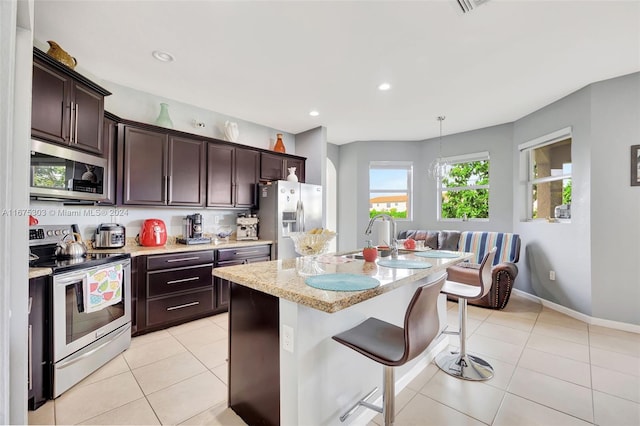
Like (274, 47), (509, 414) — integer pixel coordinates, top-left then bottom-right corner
(29, 200), (246, 243)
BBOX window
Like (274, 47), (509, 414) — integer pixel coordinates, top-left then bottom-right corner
(520, 129), (572, 220)
(438, 152), (490, 220)
(369, 161), (413, 220)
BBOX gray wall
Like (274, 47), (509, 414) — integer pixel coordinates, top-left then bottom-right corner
(295, 126), (327, 187)
(513, 72), (639, 325)
(336, 124), (515, 252)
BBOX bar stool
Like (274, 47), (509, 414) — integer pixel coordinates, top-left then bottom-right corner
(332, 272), (446, 426)
(435, 247), (497, 381)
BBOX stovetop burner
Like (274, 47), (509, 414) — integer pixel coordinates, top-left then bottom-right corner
(29, 224), (130, 274)
(30, 251), (130, 274)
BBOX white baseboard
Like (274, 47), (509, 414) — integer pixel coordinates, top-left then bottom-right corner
(512, 289), (640, 334)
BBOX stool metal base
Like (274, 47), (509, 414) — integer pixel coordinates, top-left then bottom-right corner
(435, 350), (494, 381)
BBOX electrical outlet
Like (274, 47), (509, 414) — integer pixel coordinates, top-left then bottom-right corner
(549, 270), (556, 281)
(282, 325), (294, 353)
(214, 215), (221, 225)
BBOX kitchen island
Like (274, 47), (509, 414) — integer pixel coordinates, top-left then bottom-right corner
(213, 250), (472, 426)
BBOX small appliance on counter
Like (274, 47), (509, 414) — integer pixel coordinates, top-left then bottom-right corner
(177, 213), (211, 245)
(139, 219), (167, 247)
(236, 214), (259, 241)
(94, 223), (126, 249)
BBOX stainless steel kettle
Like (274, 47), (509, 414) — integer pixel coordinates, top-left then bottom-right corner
(55, 232), (87, 258)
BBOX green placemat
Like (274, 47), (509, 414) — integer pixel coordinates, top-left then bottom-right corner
(305, 274), (380, 291)
(377, 259), (433, 269)
(415, 251), (459, 259)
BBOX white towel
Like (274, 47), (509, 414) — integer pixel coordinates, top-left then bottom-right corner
(84, 264), (123, 313)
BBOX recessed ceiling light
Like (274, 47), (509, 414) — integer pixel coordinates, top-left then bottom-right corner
(152, 50), (175, 62)
(378, 83), (391, 91)
(309, 110), (319, 117)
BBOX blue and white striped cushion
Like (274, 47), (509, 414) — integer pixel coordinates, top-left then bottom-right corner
(458, 232), (520, 265)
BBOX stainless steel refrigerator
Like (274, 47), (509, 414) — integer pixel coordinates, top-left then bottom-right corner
(258, 180), (323, 260)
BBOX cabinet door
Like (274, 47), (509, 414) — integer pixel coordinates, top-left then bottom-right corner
(235, 148), (259, 208)
(207, 143), (234, 207)
(31, 60), (70, 145)
(72, 81), (104, 155)
(28, 276), (49, 410)
(285, 157), (306, 183)
(260, 152), (284, 181)
(122, 126), (168, 205)
(168, 136), (205, 206)
(96, 115), (116, 205)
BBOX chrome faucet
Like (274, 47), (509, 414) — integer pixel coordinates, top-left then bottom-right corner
(364, 214), (398, 259)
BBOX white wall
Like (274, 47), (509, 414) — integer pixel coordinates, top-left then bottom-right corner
(1, 0), (33, 423)
(295, 126), (327, 187)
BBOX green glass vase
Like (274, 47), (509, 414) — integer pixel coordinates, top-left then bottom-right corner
(155, 103), (174, 128)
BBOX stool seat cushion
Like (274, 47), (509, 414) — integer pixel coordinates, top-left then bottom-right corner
(332, 317), (405, 366)
(442, 279), (483, 300)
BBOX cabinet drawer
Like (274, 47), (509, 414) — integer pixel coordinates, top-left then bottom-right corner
(147, 289), (214, 326)
(217, 245), (271, 262)
(147, 250), (214, 270)
(147, 265), (213, 298)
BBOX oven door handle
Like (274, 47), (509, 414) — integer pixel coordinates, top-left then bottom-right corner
(56, 325), (130, 370)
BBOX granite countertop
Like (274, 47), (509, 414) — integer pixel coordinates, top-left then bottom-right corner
(88, 239), (273, 257)
(213, 251), (473, 313)
(29, 239), (273, 278)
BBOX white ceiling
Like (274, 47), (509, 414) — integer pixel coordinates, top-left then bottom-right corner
(33, 1), (640, 145)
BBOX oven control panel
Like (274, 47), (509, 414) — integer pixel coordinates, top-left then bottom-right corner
(29, 225), (75, 246)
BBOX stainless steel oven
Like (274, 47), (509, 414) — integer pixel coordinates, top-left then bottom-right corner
(30, 224), (132, 398)
(51, 259), (131, 397)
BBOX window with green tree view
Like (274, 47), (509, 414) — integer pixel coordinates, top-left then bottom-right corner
(369, 161), (413, 220)
(438, 152), (490, 220)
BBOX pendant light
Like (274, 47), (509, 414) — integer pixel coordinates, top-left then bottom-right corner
(428, 116), (448, 180)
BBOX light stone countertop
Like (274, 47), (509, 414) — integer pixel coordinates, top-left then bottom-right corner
(213, 251), (473, 313)
(89, 239), (273, 257)
(29, 239), (273, 278)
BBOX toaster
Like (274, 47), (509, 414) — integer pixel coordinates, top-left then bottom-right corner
(94, 223), (126, 248)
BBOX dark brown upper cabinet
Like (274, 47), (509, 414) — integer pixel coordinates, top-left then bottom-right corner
(31, 48), (110, 156)
(260, 152), (306, 183)
(207, 143), (259, 208)
(120, 125), (205, 206)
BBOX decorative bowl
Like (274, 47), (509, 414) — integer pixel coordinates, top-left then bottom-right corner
(289, 231), (336, 256)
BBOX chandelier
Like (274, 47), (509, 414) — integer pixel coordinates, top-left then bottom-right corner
(427, 116), (448, 180)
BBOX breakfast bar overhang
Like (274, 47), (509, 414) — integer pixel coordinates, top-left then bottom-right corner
(213, 252), (472, 426)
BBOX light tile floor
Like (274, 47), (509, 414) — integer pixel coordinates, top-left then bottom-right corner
(29, 293), (640, 425)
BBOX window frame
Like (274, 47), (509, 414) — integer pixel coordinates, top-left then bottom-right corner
(437, 151), (490, 222)
(369, 161), (413, 221)
(519, 127), (573, 221)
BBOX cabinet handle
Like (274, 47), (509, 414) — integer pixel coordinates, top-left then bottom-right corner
(235, 250), (262, 256)
(28, 324), (32, 391)
(166, 256), (201, 263)
(165, 175), (170, 204)
(167, 301), (199, 311)
(166, 276), (200, 285)
(69, 101), (75, 143)
(74, 103), (79, 144)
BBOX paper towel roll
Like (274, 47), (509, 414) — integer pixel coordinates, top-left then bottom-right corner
(377, 219), (391, 246)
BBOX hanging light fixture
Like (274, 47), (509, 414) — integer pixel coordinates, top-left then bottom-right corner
(428, 116), (448, 180)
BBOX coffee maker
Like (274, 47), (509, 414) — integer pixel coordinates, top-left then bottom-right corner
(177, 213), (212, 245)
(236, 215), (259, 241)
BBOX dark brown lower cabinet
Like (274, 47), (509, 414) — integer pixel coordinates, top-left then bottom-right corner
(229, 282), (280, 426)
(28, 276), (50, 410)
(214, 245), (271, 311)
(134, 250), (218, 335)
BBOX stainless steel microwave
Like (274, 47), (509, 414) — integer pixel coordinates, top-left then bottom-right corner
(30, 139), (109, 202)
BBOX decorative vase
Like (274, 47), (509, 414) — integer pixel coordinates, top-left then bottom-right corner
(224, 121), (239, 142)
(273, 133), (286, 153)
(155, 103), (174, 128)
(287, 167), (298, 182)
(46, 40), (77, 69)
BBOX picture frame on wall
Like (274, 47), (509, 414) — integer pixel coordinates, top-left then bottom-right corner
(632, 145), (640, 187)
